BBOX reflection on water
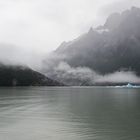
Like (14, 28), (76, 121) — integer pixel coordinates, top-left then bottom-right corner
(0, 87), (140, 140)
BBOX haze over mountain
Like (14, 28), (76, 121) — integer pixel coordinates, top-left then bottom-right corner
(42, 7), (140, 85)
(0, 64), (63, 86)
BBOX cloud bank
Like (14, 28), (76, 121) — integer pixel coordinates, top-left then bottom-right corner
(42, 58), (140, 85)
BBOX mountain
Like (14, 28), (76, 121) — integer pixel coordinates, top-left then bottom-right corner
(0, 64), (63, 86)
(42, 7), (140, 85)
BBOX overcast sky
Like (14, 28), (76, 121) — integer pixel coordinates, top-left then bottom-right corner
(0, 0), (140, 67)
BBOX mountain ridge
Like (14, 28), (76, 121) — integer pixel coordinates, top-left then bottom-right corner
(42, 7), (140, 85)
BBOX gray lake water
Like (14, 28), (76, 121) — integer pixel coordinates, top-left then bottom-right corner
(0, 87), (140, 140)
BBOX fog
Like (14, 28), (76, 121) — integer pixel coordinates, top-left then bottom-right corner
(0, 44), (44, 69)
(97, 71), (140, 83)
(41, 6), (140, 85)
(0, 0), (140, 67)
(1, 0), (140, 84)
(42, 60), (140, 85)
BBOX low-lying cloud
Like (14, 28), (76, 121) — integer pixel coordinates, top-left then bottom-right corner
(42, 55), (140, 85)
(0, 43), (44, 70)
(97, 71), (140, 83)
(41, 6), (140, 85)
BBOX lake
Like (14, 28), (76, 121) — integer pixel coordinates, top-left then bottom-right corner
(0, 87), (140, 140)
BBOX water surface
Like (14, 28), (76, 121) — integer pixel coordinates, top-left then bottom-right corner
(0, 87), (140, 140)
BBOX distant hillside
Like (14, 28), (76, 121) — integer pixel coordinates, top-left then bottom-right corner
(42, 7), (140, 85)
(0, 64), (63, 86)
